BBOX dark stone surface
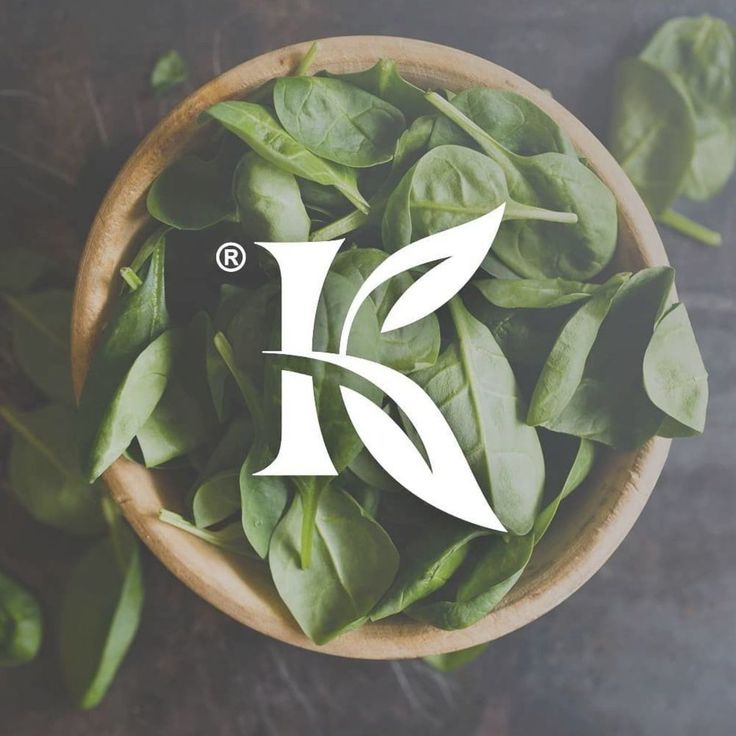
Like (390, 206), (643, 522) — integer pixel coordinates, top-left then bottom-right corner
(1, 1), (734, 734)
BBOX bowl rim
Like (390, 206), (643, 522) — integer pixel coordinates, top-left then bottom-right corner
(72, 35), (671, 659)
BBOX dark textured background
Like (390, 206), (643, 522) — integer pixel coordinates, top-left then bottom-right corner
(1, 1), (735, 734)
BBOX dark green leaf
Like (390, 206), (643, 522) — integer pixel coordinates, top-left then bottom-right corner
(205, 101), (369, 213)
(274, 76), (406, 167)
(60, 523), (144, 709)
(0, 570), (42, 667)
(234, 152), (310, 241)
(4, 290), (73, 404)
(269, 486), (398, 644)
(643, 302), (708, 433)
(1, 404), (106, 535)
(150, 50), (188, 95)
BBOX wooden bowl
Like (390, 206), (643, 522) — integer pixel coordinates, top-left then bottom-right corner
(71, 36), (671, 659)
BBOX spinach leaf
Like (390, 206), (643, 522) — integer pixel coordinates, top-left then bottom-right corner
(527, 273), (630, 426)
(192, 469), (240, 528)
(147, 154), (234, 230)
(1, 404), (106, 535)
(474, 277), (600, 309)
(641, 15), (736, 201)
(78, 243), (170, 481)
(427, 93), (617, 280)
(195, 414), (252, 481)
(541, 267), (675, 448)
(609, 58), (696, 215)
(408, 531), (534, 630)
(150, 50), (188, 95)
(298, 179), (352, 218)
(643, 302), (708, 434)
(412, 298), (545, 535)
(266, 270), (382, 566)
(329, 59), (431, 120)
(408, 437), (594, 630)
(234, 152), (311, 241)
(269, 485), (398, 644)
(158, 510), (255, 558)
(239, 443), (290, 559)
(60, 520), (143, 709)
(274, 76), (406, 167)
(429, 87), (577, 157)
(136, 314), (217, 467)
(370, 519), (487, 620)
(332, 247), (440, 372)
(3, 289), (73, 404)
(0, 570), (42, 667)
(205, 102), (369, 213)
(214, 334), (290, 559)
(423, 642), (489, 672)
(381, 145), (579, 256)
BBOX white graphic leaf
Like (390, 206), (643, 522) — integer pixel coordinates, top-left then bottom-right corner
(339, 205), (505, 353)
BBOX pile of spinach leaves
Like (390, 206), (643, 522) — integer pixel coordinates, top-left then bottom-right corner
(74, 43), (707, 651)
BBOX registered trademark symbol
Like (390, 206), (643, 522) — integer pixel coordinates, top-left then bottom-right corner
(216, 242), (247, 272)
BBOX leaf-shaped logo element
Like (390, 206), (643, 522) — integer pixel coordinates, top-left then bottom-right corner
(338, 205), (505, 354)
(312, 351), (506, 531)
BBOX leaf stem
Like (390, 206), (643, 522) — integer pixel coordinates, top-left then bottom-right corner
(294, 42), (319, 76)
(425, 91), (514, 165)
(299, 482), (319, 569)
(120, 267), (142, 291)
(213, 332), (266, 433)
(658, 208), (722, 246)
(310, 209), (369, 241)
(504, 201), (579, 224)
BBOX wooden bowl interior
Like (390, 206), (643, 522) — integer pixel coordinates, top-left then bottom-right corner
(71, 36), (670, 659)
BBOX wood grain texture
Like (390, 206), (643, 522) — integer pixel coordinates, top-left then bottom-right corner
(71, 36), (671, 659)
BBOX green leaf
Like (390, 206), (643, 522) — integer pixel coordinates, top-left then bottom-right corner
(641, 15), (736, 201)
(239, 443), (290, 558)
(274, 76), (406, 167)
(428, 87), (577, 156)
(328, 59), (431, 120)
(147, 154), (234, 230)
(381, 145), (578, 256)
(78, 243), (170, 481)
(542, 267), (675, 449)
(269, 486), (399, 644)
(234, 152), (311, 241)
(426, 93), (617, 281)
(423, 642), (489, 672)
(205, 101), (369, 213)
(150, 50), (188, 95)
(407, 437), (595, 630)
(527, 273), (630, 426)
(407, 532), (534, 630)
(371, 519), (487, 620)
(643, 302), (708, 433)
(474, 277), (599, 309)
(0, 570), (42, 667)
(192, 468), (240, 528)
(136, 313), (217, 467)
(332, 247), (440, 372)
(3, 290), (73, 404)
(60, 523), (144, 709)
(609, 58), (696, 214)
(412, 298), (545, 535)
(158, 510), (255, 558)
(1, 404), (106, 535)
